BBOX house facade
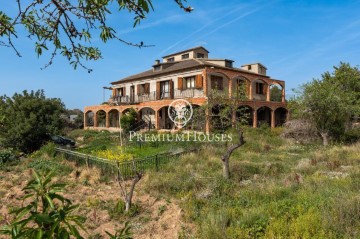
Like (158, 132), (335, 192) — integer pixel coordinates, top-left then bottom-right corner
(84, 46), (288, 132)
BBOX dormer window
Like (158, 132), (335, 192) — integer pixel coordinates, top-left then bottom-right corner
(154, 65), (161, 71)
(225, 61), (233, 68)
(181, 53), (189, 60)
(167, 57), (174, 62)
(248, 65), (252, 70)
(196, 53), (204, 58)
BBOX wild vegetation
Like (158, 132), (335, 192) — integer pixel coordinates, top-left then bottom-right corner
(1, 126), (359, 238)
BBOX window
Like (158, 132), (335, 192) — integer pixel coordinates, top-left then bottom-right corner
(184, 76), (195, 89)
(256, 82), (264, 94)
(181, 53), (189, 59)
(197, 53), (204, 58)
(117, 87), (124, 96)
(167, 57), (174, 62)
(160, 81), (170, 98)
(154, 65), (161, 71)
(225, 61), (233, 68)
(139, 83), (150, 95)
(211, 75), (223, 90)
(248, 65), (252, 70)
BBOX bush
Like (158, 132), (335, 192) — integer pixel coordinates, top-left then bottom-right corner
(0, 149), (15, 164)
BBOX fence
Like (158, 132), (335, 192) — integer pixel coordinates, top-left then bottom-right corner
(55, 147), (196, 179)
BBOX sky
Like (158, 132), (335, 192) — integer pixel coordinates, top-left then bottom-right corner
(1, 0), (360, 110)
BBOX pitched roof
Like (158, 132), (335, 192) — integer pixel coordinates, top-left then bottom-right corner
(111, 59), (206, 84)
(110, 59), (272, 85)
(162, 46), (209, 58)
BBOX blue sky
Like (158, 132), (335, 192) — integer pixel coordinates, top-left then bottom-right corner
(1, 0), (359, 109)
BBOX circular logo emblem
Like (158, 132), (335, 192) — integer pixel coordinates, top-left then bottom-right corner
(168, 99), (193, 129)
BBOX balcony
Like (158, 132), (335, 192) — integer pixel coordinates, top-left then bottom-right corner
(109, 89), (205, 105)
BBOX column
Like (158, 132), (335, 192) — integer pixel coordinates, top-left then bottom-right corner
(249, 82), (253, 100)
(83, 113), (87, 128)
(94, 111), (98, 128)
(266, 84), (271, 101)
(105, 112), (110, 128)
(271, 109), (275, 128)
(252, 108), (257, 128)
(282, 88), (285, 103)
(155, 110), (160, 130)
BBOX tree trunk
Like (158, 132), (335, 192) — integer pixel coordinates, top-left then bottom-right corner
(220, 130), (245, 179)
(320, 132), (329, 146)
(222, 158), (230, 179)
(124, 173), (142, 212)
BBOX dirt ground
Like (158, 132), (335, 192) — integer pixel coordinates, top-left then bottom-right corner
(0, 162), (193, 238)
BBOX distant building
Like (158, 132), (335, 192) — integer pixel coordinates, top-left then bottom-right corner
(84, 46), (288, 132)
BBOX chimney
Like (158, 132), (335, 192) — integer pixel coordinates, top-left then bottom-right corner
(154, 59), (160, 65)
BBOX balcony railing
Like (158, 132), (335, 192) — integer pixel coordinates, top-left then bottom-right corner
(110, 89), (204, 105)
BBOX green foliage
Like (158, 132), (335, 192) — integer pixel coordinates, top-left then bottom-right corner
(144, 128), (360, 238)
(0, 1), (191, 71)
(270, 85), (282, 102)
(0, 149), (16, 164)
(295, 62), (360, 144)
(0, 90), (65, 153)
(0, 171), (86, 239)
(27, 159), (73, 177)
(120, 108), (138, 134)
(105, 222), (133, 239)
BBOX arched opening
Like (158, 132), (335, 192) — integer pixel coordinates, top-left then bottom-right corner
(233, 77), (250, 99)
(257, 106), (271, 127)
(211, 104), (232, 131)
(187, 104), (205, 131)
(85, 111), (94, 127)
(275, 107), (287, 126)
(96, 110), (106, 127)
(270, 84), (283, 102)
(108, 109), (119, 128)
(157, 106), (174, 130)
(236, 105), (253, 126)
(208, 73), (230, 97)
(139, 107), (156, 130)
(252, 79), (268, 101)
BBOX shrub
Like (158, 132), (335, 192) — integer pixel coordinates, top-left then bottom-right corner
(0, 171), (86, 238)
(0, 149), (15, 164)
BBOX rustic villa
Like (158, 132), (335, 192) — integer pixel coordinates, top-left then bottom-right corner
(84, 46), (288, 132)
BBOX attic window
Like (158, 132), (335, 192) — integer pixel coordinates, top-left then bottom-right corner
(196, 53), (204, 58)
(225, 61), (233, 68)
(181, 53), (189, 59)
(154, 65), (161, 71)
(248, 65), (252, 70)
(167, 57), (174, 62)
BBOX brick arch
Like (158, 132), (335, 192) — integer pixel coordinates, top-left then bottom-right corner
(84, 110), (95, 127)
(208, 71), (231, 80)
(256, 106), (272, 127)
(95, 109), (106, 127)
(274, 107), (288, 126)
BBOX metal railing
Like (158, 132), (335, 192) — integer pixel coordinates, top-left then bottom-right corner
(55, 147), (197, 179)
(110, 89), (205, 105)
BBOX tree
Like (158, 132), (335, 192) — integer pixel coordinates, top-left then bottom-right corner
(0, 0), (193, 71)
(297, 62), (359, 145)
(198, 89), (247, 179)
(270, 85), (282, 102)
(120, 108), (138, 134)
(0, 90), (65, 153)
